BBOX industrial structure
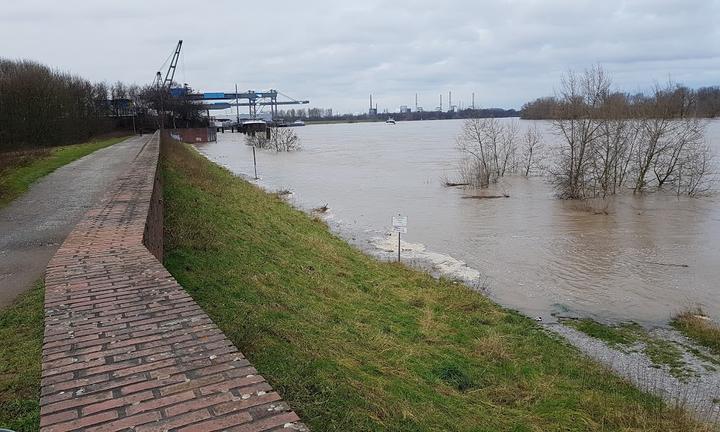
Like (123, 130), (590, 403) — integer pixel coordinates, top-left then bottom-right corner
(196, 90), (309, 121)
(155, 40), (309, 128)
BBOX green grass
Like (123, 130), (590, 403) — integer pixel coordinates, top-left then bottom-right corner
(0, 281), (44, 431)
(0, 136), (128, 207)
(161, 138), (712, 431)
(672, 310), (720, 357)
(563, 319), (694, 381)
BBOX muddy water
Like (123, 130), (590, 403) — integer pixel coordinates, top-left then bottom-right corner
(196, 119), (720, 325)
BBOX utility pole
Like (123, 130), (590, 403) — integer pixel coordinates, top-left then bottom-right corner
(252, 146), (258, 179)
(156, 72), (164, 130)
(235, 84), (240, 126)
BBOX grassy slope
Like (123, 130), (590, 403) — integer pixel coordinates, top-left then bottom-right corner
(672, 311), (720, 357)
(0, 136), (128, 207)
(161, 140), (709, 431)
(0, 282), (43, 431)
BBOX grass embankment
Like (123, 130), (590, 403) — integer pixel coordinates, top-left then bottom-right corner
(0, 136), (128, 207)
(0, 282), (43, 431)
(672, 310), (720, 357)
(161, 139), (710, 431)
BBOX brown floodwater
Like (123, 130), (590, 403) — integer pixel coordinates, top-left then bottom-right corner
(196, 119), (720, 325)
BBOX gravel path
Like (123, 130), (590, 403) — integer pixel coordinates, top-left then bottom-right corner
(0, 135), (148, 307)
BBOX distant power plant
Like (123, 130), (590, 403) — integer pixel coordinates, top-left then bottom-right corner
(369, 94), (378, 116)
(368, 91), (478, 115)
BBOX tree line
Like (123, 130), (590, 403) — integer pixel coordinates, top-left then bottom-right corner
(521, 82), (720, 120)
(0, 58), (206, 152)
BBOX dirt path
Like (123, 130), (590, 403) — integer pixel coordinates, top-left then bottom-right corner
(0, 135), (149, 308)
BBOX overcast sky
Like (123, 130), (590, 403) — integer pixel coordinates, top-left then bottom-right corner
(2, 0), (719, 113)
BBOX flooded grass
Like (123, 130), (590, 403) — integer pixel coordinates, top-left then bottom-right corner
(0, 136), (128, 207)
(161, 138), (711, 431)
(563, 319), (703, 381)
(673, 310), (720, 357)
(0, 281), (43, 432)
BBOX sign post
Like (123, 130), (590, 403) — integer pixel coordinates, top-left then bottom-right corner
(252, 146), (258, 179)
(391, 215), (407, 262)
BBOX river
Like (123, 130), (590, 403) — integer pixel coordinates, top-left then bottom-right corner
(195, 118), (720, 325)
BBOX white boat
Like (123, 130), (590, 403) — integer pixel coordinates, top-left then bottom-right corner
(291, 120), (306, 127)
(242, 120), (267, 126)
(385, 118), (396, 124)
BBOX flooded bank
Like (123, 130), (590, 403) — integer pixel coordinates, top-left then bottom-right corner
(196, 118), (720, 325)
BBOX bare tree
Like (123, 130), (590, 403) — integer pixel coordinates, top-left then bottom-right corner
(521, 124), (544, 176)
(550, 66), (611, 199)
(546, 69), (715, 198)
(456, 117), (518, 187)
(679, 140), (714, 196)
(590, 93), (637, 197)
(246, 127), (301, 152)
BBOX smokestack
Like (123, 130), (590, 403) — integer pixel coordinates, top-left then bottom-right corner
(440, 94), (443, 112)
(370, 94), (373, 110)
(472, 92), (475, 110)
(449, 91), (452, 111)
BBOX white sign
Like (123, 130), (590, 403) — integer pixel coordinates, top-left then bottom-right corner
(392, 215), (407, 234)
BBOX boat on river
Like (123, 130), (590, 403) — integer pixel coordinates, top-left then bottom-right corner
(385, 118), (396, 124)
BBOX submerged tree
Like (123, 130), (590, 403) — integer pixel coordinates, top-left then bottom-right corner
(550, 66), (611, 199)
(548, 67), (714, 199)
(520, 124), (545, 177)
(456, 117), (518, 187)
(246, 127), (301, 152)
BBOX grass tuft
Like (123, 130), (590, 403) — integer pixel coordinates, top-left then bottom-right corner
(672, 309), (720, 357)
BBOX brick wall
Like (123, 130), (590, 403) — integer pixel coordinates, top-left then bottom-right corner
(169, 128), (216, 144)
(40, 132), (306, 432)
(143, 148), (163, 261)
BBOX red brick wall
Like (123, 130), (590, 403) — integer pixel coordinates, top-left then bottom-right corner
(40, 132), (306, 432)
(170, 128), (216, 144)
(143, 151), (163, 261)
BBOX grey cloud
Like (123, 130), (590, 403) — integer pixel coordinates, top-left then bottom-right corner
(1, 0), (718, 113)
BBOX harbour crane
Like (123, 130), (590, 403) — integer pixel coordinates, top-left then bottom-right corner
(153, 40), (309, 124)
(154, 40), (183, 90)
(164, 40), (183, 89)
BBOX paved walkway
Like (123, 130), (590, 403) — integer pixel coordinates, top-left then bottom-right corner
(0, 136), (147, 308)
(40, 132), (304, 431)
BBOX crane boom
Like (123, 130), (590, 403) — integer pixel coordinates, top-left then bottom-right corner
(163, 40), (183, 89)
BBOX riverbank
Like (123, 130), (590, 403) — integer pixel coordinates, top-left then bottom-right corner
(552, 317), (720, 422)
(0, 135), (128, 207)
(161, 138), (711, 431)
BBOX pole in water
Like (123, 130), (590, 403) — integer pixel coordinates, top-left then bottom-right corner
(397, 232), (401, 262)
(252, 146), (258, 179)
